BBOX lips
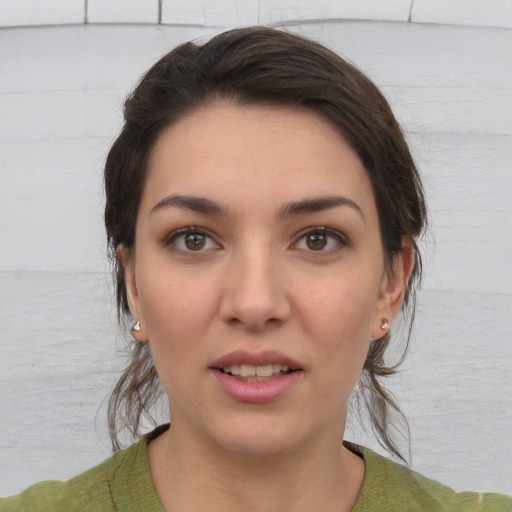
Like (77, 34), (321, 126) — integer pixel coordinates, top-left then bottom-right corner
(210, 350), (302, 370)
(209, 350), (304, 403)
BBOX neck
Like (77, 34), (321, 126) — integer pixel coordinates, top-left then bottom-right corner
(148, 419), (365, 512)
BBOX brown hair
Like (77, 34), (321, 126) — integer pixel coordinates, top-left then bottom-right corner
(105, 26), (426, 460)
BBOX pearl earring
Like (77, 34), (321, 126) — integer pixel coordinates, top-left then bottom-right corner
(381, 318), (389, 331)
(131, 320), (141, 334)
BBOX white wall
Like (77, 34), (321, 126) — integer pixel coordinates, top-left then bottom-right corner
(1, 0), (511, 497)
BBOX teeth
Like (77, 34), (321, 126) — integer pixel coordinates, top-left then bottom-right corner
(224, 365), (240, 375)
(240, 365), (256, 377)
(222, 364), (291, 377)
(256, 364), (273, 377)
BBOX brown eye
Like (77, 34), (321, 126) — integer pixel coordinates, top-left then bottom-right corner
(294, 228), (345, 252)
(306, 233), (327, 250)
(168, 228), (219, 252)
(184, 233), (206, 250)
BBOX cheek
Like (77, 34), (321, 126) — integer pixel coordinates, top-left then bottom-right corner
(139, 279), (212, 407)
(139, 259), (216, 330)
(299, 274), (378, 395)
(136, 266), (219, 378)
(300, 270), (380, 345)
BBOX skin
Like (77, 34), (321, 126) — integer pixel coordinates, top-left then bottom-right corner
(122, 101), (413, 512)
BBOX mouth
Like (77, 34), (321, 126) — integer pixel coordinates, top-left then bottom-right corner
(209, 351), (304, 403)
(218, 364), (297, 382)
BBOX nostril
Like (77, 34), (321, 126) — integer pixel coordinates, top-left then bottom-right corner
(218, 262), (292, 328)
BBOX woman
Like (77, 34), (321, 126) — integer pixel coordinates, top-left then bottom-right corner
(1, 26), (510, 511)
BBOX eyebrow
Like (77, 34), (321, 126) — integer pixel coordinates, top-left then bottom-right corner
(150, 194), (365, 222)
(150, 195), (228, 216)
(277, 196), (365, 222)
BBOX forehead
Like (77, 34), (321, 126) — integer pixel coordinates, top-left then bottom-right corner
(142, 101), (376, 220)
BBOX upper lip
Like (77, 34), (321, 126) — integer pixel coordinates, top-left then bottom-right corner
(210, 350), (302, 370)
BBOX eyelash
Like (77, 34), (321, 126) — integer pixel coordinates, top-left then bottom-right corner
(165, 227), (219, 252)
(164, 226), (347, 253)
(292, 227), (347, 253)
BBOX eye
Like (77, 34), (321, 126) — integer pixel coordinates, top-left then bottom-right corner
(293, 227), (346, 252)
(167, 228), (219, 252)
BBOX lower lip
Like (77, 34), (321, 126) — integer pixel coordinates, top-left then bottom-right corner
(210, 369), (303, 404)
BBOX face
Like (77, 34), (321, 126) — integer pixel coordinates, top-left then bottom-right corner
(124, 101), (410, 457)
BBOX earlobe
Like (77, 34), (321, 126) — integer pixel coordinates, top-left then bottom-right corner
(117, 245), (149, 342)
(130, 320), (148, 342)
(371, 241), (415, 340)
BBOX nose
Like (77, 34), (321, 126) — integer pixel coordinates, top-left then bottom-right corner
(219, 244), (292, 332)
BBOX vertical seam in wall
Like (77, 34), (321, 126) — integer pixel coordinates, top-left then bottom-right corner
(158, 0), (163, 24)
(408, 0), (415, 23)
(84, 0), (88, 23)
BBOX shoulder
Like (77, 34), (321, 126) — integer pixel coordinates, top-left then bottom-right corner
(0, 456), (115, 512)
(0, 426), (166, 512)
(352, 445), (512, 512)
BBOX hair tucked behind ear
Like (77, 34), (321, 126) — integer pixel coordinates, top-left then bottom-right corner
(105, 26), (426, 459)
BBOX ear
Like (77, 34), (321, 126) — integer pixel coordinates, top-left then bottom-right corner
(370, 239), (415, 340)
(117, 245), (149, 342)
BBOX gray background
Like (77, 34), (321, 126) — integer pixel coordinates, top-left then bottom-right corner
(1, 0), (511, 496)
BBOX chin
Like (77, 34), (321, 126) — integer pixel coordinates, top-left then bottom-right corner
(208, 415), (306, 458)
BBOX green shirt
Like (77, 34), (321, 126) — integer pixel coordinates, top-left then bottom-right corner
(1, 425), (510, 511)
